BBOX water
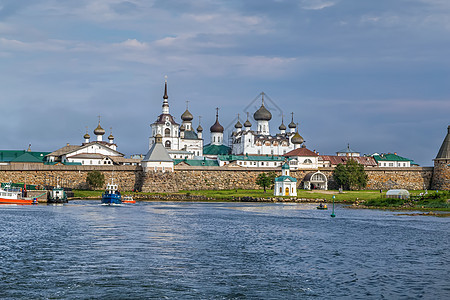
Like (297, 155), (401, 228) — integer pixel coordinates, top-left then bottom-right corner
(0, 201), (448, 299)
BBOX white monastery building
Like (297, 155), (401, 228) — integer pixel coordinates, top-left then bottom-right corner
(149, 79), (203, 158)
(231, 93), (304, 156)
(46, 119), (135, 166)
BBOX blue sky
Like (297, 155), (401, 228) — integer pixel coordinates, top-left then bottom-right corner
(0, 0), (449, 166)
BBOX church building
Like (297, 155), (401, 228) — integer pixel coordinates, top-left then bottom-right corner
(231, 93), (303, 156)
(149, 79), (203, 158)
(46, 119), (129, 165)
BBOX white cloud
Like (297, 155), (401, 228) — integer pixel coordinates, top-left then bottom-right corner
(300, 0), (336, 10)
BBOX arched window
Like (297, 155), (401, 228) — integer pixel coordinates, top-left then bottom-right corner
(165, 140), (171, 148)
(304, 159), (313, 164)
(213, 136), (216, 142)
(165, 128), (170, 137)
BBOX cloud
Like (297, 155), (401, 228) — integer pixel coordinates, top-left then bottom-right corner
(300, 0), (336, 10)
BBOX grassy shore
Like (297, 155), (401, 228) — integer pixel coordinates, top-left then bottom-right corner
(72, 189), (450, 211)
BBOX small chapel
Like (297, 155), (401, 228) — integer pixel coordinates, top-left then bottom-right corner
(274, 163), (297, 197)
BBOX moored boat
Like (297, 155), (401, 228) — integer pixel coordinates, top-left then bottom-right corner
(47, 186), (68, 204)
(0, 183), (37, 205)
(101, 180), (122, 205)
(122, 196), (135, 203)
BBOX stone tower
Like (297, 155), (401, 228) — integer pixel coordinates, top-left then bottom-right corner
(431, 125), (450, 190)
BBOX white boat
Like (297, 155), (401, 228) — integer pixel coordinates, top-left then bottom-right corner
(0, 183), (37, 205)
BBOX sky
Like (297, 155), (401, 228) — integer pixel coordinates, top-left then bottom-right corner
(0, 0), (449, 166)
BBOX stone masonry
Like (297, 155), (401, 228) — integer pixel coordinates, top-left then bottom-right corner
(0, 163), (443, 192)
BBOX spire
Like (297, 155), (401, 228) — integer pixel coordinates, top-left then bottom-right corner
(436, 125), (450, 159)
(162, 76), (169, 114)
(163, 76), (168, 100)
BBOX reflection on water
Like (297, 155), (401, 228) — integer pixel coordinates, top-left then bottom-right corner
(0, 201), (448, 299)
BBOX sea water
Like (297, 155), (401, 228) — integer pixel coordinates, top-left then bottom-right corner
(0, 201), (448, 299)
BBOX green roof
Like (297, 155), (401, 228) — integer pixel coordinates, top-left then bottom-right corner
(218, 154), (285, 162)
(373, 153), (412, 162)
(203, 144), (231, 155)
(0, 150), (50, 163)
(282, 163), (290, 169)
(275, 175), (297, 182)
(174, 159), (219, 166)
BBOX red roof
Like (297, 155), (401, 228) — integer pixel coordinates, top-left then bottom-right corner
(319, 155), (377, 167)
(284, 147), (319, 157)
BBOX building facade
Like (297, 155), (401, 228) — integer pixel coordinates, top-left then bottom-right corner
(149, 80), (203, 158)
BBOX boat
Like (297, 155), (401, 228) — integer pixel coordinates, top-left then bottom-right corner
(122, 196), (135, 204)
(317, 203), (328, 210)
(0, 183), (37, 205)
(47, 186), (68, 204)
(101, 180), (122, 205)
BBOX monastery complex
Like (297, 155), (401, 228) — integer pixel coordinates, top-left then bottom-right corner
(0, 79), (449, 192)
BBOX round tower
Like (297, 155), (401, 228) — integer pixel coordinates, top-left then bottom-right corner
(432, 125), (450, 190)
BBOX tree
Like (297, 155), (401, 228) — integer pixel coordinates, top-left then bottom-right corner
(256, 172), (275, 193)
(333, 159), (368, 190)
(86, 171), (105, 190)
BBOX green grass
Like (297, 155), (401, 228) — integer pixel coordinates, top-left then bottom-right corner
(72, 190), (103, 198)
(176, 189), (385, 202)
(72, 188), (450, 211)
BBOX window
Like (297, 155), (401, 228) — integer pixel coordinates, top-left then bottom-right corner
(389, 163), (393, 167)
(304, 159), (312, 164)
(213, 136), (216, 142)
(165, 140), (171, 148)
(165, 128), (170, 137)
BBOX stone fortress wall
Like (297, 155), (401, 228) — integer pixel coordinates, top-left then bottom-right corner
(0, 163), (442, 192)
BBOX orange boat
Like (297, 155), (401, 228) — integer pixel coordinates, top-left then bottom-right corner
(122, 196), (136, 204)
(0, 184), (37, 205)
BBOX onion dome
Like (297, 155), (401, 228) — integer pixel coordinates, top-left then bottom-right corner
(253, 103), (272, 121)
(108, 134), (114, 140)
(282, 163), (290, 169)
(84, 133), (90, 139)
(244, 119), (252, 128)
(288, 112), (296, 128)
(181, 109), (193, 122)
(291, 132), (304, 144)
(180, 124), (185, 131)
(94, 123), (105, 136)
(197, 124), (203, 132)
(253, 93), (272, 121)
(235, 120), (243, 129)
(279, 122), (286, 131)
(210, 108), (224, 133)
